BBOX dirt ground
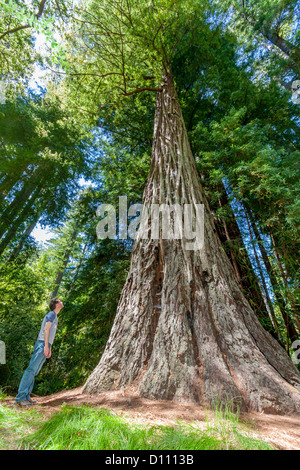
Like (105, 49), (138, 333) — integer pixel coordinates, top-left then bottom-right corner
(4, 386), (300, 450)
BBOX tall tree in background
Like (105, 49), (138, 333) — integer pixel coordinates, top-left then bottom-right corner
(217, 0), (300, 88)
(62, 0), (300, 413)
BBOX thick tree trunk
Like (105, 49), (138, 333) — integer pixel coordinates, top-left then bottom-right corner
(83, 72), (300, 414)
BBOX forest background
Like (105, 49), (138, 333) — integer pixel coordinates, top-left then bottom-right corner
(0, 0), (299, 398)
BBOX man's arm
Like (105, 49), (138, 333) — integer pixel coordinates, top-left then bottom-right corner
(43, 322), (52, 358)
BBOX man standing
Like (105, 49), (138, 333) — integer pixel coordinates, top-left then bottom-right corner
(15, 298), (64, 406)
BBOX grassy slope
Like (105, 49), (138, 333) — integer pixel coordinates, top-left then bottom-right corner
(0, 400), (273, 450)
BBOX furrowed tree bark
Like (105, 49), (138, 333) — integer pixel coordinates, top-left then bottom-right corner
(83, 72), (300, 414)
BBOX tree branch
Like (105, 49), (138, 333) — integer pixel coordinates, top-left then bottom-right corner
(123, 86), (163, 96)
(0, 0), (47, 40)
(240, 2), (299, 74)
(36, 0), (47, 19)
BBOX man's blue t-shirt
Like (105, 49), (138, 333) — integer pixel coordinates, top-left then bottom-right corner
(37, 311), (58, 345)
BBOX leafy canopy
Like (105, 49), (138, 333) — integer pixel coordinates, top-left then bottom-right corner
(59, 0), (209, 119)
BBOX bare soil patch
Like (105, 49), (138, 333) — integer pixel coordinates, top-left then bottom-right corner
(4, 387), (300, 450)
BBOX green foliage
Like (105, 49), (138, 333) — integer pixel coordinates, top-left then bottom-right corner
(58, 0), (211, 123)
(0, 0), (299, 399)
(192, 99), (299, 273)
(173, 31), (300, 335)
(214, 0), (300, 82)
(0, 90), (92, 184)
(0, 257), (49, 391)
(0, 0), (35, 82)
(0, 89), (94, 260)
(0, 0), (72, 80)
(36, 240), (131, 393)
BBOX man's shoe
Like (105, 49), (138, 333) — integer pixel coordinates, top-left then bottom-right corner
(16, 400), (34, 407)
(28, 398), (37, 404)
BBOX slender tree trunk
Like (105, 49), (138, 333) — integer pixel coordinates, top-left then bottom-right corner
(217, 200), (242, 287)
(0, 163), (33, 201)
(270, 232), (300, 337)
(83, 72), (300, 414)
(262, 29), (299, 62)
(68, 240), (89, 294)
(0, 173), (20, 199)
(0, 167), (42, 239)
(245, 205), (299, 344)
(0, 181), (44, 256)
(50, 268), (67, 299)
(244, 209), (283, 345)
(261, 29), (300, 76)
(241, 9), (300, 75)
(214, 190), (278, 339)
(50, 229), (79, 298)
(5, 211), (42, 263)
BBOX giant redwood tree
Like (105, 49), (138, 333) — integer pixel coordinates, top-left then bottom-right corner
(66, 0), (300, 414)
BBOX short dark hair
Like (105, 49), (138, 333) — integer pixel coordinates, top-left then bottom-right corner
(49, 298), (60, 311)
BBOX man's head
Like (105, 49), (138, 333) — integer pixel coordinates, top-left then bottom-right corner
(49, 298), (64, 313)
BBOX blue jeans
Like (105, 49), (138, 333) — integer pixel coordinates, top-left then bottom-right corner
(15, 340), (50, 403)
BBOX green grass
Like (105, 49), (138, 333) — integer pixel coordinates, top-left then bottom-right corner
(0, 403), (44, 450)
(0, 400), (274, 451)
